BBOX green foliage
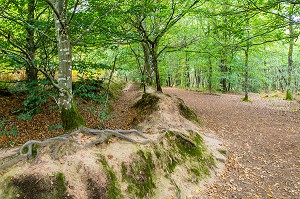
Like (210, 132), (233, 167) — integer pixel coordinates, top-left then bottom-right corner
(0, 117), (6, 129)
(0, 127), (20, 137)
(48, 124), (63, 132)
(11, 80), (56, 116)
(73, 78), (105, 104)
(0, 117), (20, 137)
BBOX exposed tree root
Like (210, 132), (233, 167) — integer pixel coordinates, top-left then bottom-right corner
(0, 127), (167, 171)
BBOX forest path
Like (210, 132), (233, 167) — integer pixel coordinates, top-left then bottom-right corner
(164, 88), (300, 199)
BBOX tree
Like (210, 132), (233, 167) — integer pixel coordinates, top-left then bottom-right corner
(122, 0), (201, 92)
(0, 0), (55, 82)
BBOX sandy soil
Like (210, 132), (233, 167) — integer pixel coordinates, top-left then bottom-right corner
(164, 88), (300, 199)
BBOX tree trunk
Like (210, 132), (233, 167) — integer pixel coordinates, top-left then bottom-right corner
(243, 12), (250, 101)
(150, 42), (162, 92)
(208, 56), (213, 94)
(185, 52), (190, 88)
(195, 69), (200, 88)
(54, 0), (85, 131)
(243, 47), (249, 101)
(286, 13), (294, 100)
(26, 0), (38, 82)
(220, 57), (228, 92)
(142, 42), (152, 86)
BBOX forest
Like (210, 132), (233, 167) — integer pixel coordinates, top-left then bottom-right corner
(0, 0), (300, 198)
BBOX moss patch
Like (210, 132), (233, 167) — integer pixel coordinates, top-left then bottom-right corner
(178, 99), (202, 125)
(98, 155), (123, 199)
(21, 144), (39, 159)
(154, 131), (214, 179)
(121, 150), (156, 198)
(132, 93), (160, 125)
(285, 91), (293, 101)
(60, 102), (85, 132)
(3, 173), (71, 199)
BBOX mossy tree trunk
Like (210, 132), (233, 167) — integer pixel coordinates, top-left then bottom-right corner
(51, 0), (85, 131)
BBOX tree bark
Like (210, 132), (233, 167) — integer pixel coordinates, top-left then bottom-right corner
(243, 47), (249, 101)
(286, 12), (294, 100)
(208, 56), (213, 94)
(141, 42), (153, 86)
(220, 57), (228, 92)
(243, 10), (250, 101)
(185, 52), (190, 88)
(53, 0), (85, 131)
(150, 42), (162, 92)
(26, 0), (38, 82)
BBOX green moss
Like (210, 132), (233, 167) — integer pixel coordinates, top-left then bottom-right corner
(60, 102), (85, 132)
(53, 173), (67, 199)
(178, 99), (202, 125)
(98, 155), (123, 199)
(21, 144), (39, 159)
(156, 131), (214, 180)
(218, 149), (227, 156)
(242, 97), (253, 102)
(285, 91), (293, 100)
(121, 150), (156, 198)
(132, 93), (160, 125)
(133, 93), (159, 111)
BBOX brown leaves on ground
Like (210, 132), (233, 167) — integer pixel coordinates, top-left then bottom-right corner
(164, 88), (300, 198)
(0, 84), (139, 148)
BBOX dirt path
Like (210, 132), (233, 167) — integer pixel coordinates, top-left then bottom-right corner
(164, 88), (300, 199)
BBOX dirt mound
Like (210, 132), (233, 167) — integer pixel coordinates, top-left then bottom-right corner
(0, 90), (226, 199)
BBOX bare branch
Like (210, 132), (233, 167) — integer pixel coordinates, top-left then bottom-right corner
(68, 0), (80, 23)
(44, 0), (65, 29)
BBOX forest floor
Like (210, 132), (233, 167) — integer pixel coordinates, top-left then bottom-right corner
(164, 88), (300, 198)
(1, 85), (300, 198)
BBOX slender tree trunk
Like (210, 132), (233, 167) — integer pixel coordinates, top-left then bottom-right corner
(185, 52), (190, 88)
(195, 69), (200, 88)
(243, 10), (250, 101)
(54, 0), (84, 131)
(208, 56), (213, 94)
(150, 42), (162, 92)
(26, 0), (38, 82)
(243, 47), (249, 101)
(220, 57), (228, 92)
(142, 42), (152, 86)
(286, 13), (294, 100)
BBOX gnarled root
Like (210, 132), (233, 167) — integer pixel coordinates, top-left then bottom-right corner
(0, 127), (167, 171)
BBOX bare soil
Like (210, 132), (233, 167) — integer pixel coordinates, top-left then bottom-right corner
(164, 88), (300, 199)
